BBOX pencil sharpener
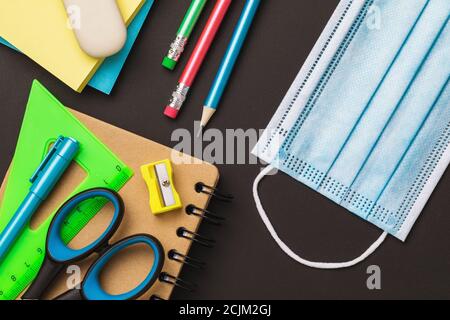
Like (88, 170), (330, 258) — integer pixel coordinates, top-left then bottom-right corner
(141, 159), (182, 215)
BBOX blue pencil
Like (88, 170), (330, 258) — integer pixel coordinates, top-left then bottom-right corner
(199, 0), (261, 132)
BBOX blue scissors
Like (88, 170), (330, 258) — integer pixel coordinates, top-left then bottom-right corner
(22, 188), (164, 300)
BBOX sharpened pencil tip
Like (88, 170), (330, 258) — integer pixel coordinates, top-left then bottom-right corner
(197, 126), (204, 138)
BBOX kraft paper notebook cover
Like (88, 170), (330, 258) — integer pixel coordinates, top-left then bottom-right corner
(0, 0), (144, 92)
(0, 103), (219, 300)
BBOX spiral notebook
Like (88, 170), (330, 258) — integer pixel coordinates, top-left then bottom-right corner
(0, 107), (220, 300)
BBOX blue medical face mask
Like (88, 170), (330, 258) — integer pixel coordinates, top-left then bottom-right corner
(253, 0), (450, 269)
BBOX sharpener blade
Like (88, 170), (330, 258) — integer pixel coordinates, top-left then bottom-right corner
(155, 163), (176, 207)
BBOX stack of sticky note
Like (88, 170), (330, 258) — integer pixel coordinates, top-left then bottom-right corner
(0, 0), (154, 94)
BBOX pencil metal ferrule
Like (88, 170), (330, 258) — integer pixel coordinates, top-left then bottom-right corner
(167, 35), (188, 62)
(169, 83), (190, 111)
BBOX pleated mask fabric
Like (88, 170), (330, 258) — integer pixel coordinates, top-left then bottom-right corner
(253, 0), (450, 268)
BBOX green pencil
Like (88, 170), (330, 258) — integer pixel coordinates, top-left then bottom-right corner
(163, 0), (208, 70)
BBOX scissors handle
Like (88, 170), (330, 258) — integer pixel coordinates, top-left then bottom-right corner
(81, 235), (164, 300)
(54, 288), (84, 300)
(23, 188), (124, 300)
(47, 188), (124, 264)
(22, 257), (64, 300)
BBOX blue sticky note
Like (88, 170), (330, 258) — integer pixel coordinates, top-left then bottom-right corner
(89, 0), (154, 94)
(0, 0), (153, 95)
(0, 37), (18, 51)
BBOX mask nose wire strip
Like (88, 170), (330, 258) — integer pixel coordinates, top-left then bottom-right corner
(253, 165), (388, 269)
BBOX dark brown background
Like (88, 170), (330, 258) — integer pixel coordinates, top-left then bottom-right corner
(0, 0), (449, 300)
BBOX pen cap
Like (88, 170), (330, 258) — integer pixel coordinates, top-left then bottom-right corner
(30, 137), (79, 199)
(57, 137), (80, 161)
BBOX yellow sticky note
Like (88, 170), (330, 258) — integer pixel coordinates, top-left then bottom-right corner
(0, 0), (144, 92)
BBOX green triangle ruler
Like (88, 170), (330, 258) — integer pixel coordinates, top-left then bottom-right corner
(0, 80), (133, 300)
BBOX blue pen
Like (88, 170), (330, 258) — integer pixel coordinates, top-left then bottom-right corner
(0, 136), (79, 261)
(198, 0), (261, 133)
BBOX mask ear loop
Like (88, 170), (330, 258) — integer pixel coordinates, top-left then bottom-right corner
(253, 165), (388, 269)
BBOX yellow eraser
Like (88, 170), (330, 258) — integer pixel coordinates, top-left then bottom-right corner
(140, 159), (182, 215)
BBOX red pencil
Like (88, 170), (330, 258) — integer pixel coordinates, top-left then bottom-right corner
(164, 0), (232, 119)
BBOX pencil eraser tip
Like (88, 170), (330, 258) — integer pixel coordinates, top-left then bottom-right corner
(164, 106), (179, 119)
(162, 57), (177, 70)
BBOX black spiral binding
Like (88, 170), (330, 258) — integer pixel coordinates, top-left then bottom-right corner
(169, 249), (206, 269)
(155, 182), (232, 296)
(159, 272), (197, 292)
(195, 182), (234, 202)
(177, 227), (216, 248)
(186, 204), (225, 226)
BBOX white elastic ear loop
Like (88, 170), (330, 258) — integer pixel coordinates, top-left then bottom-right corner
(253, 165), (388, 269)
